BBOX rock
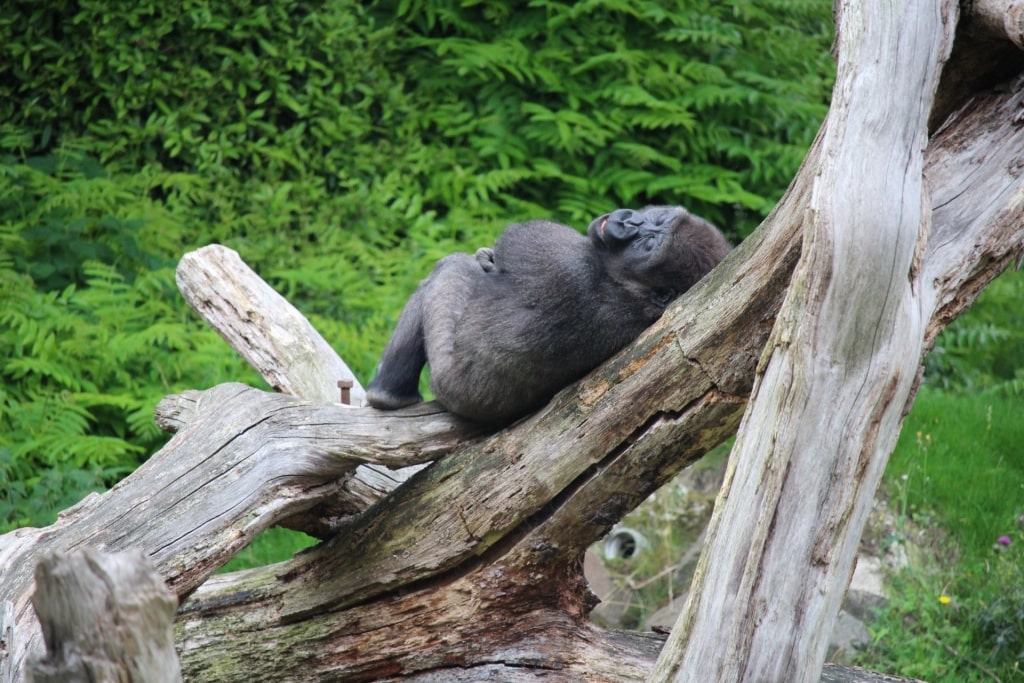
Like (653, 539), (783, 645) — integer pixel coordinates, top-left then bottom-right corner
(827, 610), (872, 664)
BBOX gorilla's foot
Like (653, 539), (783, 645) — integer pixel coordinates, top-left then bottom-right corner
(366, 385), (423, 411)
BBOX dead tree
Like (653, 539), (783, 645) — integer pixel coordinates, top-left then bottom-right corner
(1, 0), (1023, 681)
(26, 549), (181, 683)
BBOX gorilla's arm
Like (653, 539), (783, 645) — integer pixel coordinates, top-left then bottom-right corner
(366, 253), (486, 411)
(487, 220), (589, 286)
(365, 277), (429, 410)
(368, 222), (589, 421)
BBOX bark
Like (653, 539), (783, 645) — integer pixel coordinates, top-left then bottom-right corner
(653, 1), (1024, 680)
(0, 389), (480, 680)
(176, 245), (366, 407)
(165, 76), (1022, 683)
(1, 2), (1023, 682)
(26, 549), (181, 683)
(653, 0), (956, 679)
(175, 244), (430, 529)
(972, 0), (1024, 47)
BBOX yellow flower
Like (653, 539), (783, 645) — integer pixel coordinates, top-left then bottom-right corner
(938, 595), (951, 605)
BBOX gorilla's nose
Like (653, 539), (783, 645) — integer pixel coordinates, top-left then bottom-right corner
(591, 209), (640, 247)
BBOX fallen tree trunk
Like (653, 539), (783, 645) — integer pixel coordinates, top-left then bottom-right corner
(171, 77), (1023, 683)
(1, 1), (1023, 681)
(3, 75), (1018, 683)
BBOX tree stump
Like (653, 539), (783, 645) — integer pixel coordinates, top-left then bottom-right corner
(27, 549), (181, 683)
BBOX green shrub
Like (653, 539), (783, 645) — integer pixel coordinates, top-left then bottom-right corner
(972, 521), (1024, 671)
(0, 155), (265, 531)
(369, 0), (834, 234)
(0, 0), (837, 547)
(1, 151), (179, 288)
(925, 269), (1024, 394)
(3, 0), (834, 247)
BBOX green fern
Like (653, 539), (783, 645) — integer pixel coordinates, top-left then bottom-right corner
(0, 0), (839, 537)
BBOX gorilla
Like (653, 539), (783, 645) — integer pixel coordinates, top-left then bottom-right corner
(366, 206), (731, 425)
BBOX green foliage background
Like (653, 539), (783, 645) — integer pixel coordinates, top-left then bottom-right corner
(1, 0), (835, 529)
(2, 1), (1022, 679)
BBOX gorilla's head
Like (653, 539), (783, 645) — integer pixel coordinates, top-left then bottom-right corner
(587, 205), (731, 321)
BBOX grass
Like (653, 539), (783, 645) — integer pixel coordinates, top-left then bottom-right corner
(857, 386), (1024, 682)
(886, 387), (1024, 560)
(585, 385), (1024, 681)
(219, 527), (318, 573)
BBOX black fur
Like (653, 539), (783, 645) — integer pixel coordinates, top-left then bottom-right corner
(366, 206), (731, 424)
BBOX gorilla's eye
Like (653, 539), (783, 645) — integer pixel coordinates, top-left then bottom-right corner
(651, 287), (677, 307)
(636, 232), (660, 251)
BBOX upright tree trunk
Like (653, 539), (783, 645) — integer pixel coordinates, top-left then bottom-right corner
(653, 0), (957, 679)
(26, 550), (182, 683)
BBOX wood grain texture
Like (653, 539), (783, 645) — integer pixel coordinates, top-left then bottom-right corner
(0, 385), (481, 680)
(175, 244), (434, 527)
(27, 549), (181, 683)
(176, 244), (365, 406)
(653, 2), (987, 681)
(169, 76), (1023, 681)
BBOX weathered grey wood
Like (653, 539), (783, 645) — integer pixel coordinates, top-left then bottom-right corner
(175, 244), (428, 532)
(0, 386), (480, 680)
(2, 77), (1020, 682)
(3, 3), (1024, 681)
(27, 549), (181, 683)
(163, 74), (1024, 682)
(176, 244), (365, 406)
(923, 76), (1024, 328)
(1, 601), (15, 683)
(394, 663), (924, 683)
(651, 1), (972, 681)
(931, 0), (1024, 127)
(973, 0), (1024, 47)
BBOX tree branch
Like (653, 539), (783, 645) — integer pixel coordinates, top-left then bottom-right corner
(176, 244), (365, 406)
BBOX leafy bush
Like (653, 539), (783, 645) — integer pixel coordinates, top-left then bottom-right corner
(369, 0), (834, 233)
(3, 0), (834, 246)
(0, 0), (836, 534)
(0, 155), (266, 531)
(973, 522), (1024, 671)
(925, 269), (1024, 395)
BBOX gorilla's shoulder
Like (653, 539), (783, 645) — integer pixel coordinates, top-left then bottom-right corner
(498, 219), (584, 244)
(494, 219), (587, 271)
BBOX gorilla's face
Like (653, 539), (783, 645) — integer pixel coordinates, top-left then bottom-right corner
(588, 205), (725, 320)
